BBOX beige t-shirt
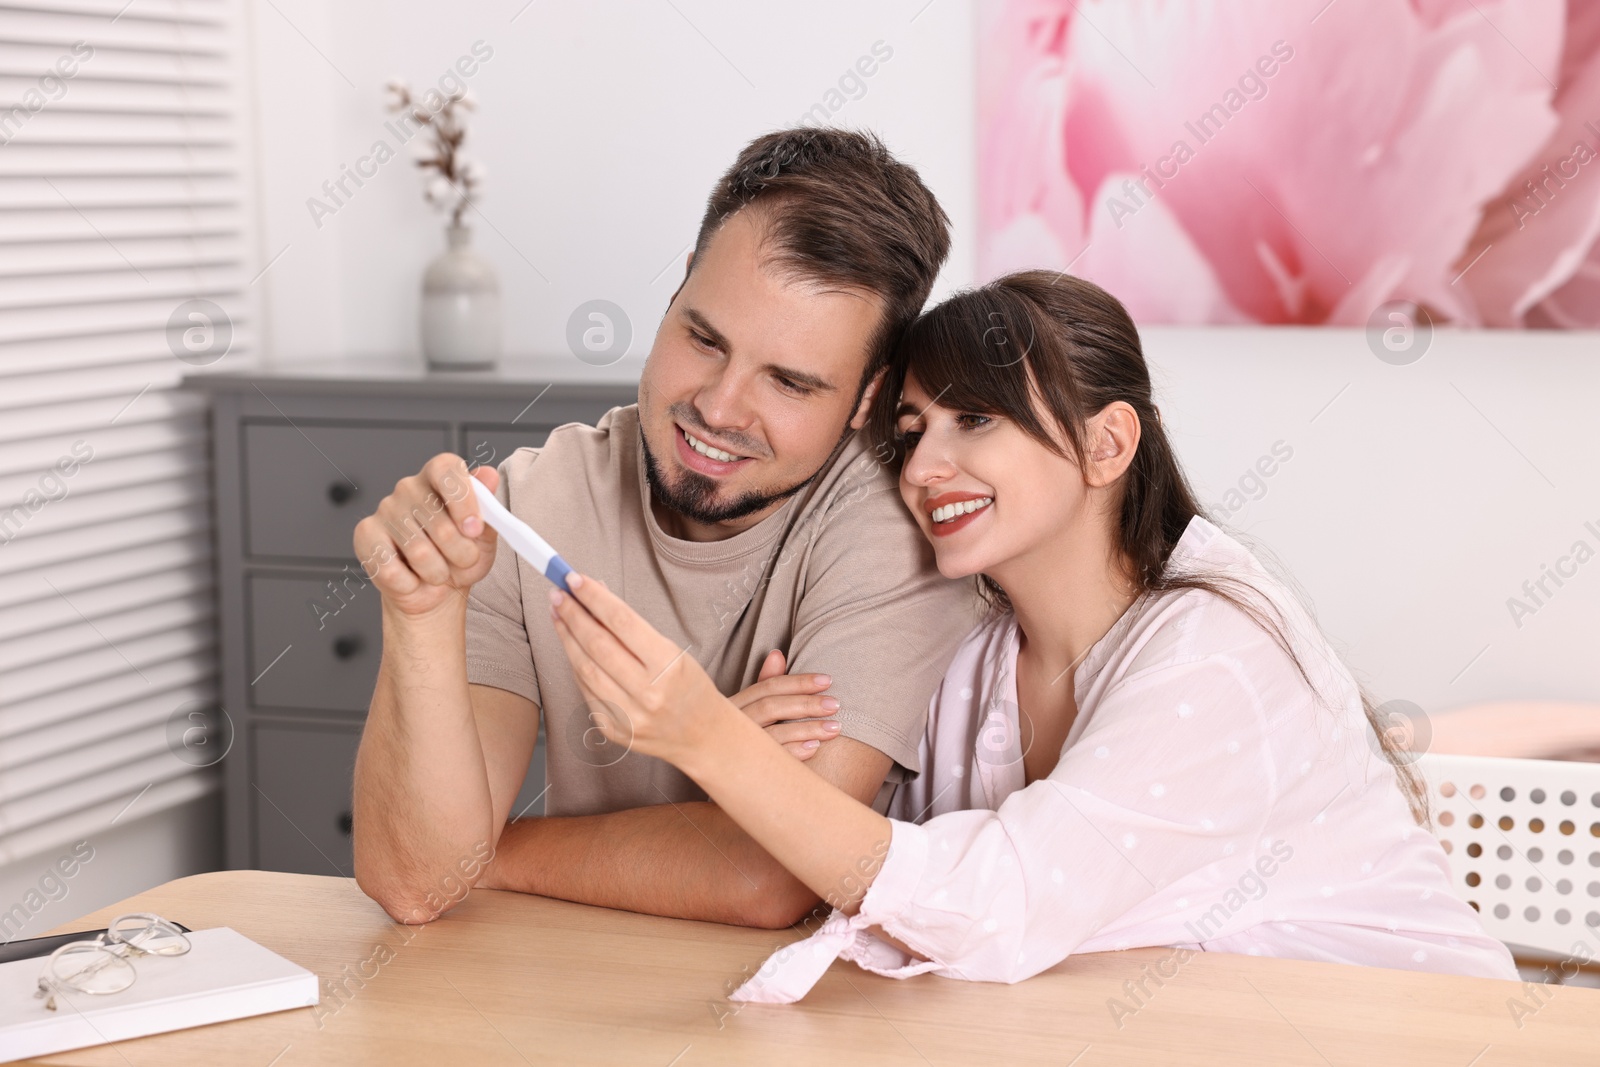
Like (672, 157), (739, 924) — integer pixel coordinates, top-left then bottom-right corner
(464, 404), (982, 817)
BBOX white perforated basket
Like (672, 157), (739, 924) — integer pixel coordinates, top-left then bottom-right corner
(1416, 752), (1600, 960)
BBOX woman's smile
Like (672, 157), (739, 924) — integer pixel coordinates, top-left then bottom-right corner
(925, 492), (995, 537)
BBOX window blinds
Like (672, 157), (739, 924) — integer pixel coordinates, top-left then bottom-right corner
(0, 0), (255, 863)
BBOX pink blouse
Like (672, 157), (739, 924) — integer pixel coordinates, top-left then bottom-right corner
(732, 517), (1516, 1003)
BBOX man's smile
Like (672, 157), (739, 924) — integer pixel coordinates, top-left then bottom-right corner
(674, 423), (755, 476)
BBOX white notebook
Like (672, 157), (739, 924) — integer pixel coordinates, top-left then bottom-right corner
(0, 927), (319, 1062)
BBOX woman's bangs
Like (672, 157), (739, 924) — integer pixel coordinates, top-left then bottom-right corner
(896, 291), (1040, 424)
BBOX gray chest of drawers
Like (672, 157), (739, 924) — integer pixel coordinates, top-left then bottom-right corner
(183, 360), (636, 875)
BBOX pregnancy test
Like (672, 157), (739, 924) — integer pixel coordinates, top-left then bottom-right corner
(469, 477), (574, 592)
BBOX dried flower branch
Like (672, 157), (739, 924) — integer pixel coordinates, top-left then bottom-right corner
(384, 78), (486, 228)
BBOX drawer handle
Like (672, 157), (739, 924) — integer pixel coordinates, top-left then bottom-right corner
(333, 635), (363, 660)
(337, 811), (353, 836)
(327, 482), (358, 505)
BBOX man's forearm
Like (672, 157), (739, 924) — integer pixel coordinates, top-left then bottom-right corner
(482, 802), (823, 928)
(352, 598), (497, 919)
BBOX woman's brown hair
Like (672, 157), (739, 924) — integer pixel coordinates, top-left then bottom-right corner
(870, 270), (1428, 825)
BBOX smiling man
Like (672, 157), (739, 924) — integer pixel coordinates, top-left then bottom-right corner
(350, 128), (983, 929)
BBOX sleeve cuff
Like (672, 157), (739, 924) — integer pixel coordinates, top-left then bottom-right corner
(464, 661), (540, 706)
(726, 821), (938, 1004)
(856, 818), (930, 929)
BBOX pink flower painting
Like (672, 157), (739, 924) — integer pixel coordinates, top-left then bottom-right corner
(978, 0), (1600, 327)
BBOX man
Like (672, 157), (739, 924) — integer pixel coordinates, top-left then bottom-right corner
(351, 128), (981, 929)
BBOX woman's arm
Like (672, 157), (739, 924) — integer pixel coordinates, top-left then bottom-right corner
(552, 571), (1300, 995)
(547, 573), (893, 913)
(678, 711), (894, 913)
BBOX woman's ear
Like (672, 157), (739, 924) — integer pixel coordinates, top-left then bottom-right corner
(849, 367), (888, 430)
(1085, 402), (1141, 488)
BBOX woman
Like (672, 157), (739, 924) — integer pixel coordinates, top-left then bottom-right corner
(544, 271), (1517, 1003)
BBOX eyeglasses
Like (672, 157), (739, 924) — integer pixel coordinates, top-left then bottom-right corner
(34, 913), (191, 1012)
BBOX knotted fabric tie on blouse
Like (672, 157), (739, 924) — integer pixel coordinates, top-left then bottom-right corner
(729, 907), (945, 1003)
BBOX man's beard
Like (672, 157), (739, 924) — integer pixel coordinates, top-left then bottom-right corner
(640, 422), (847, 527)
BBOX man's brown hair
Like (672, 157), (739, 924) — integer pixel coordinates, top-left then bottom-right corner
(688, 128), (952, 399)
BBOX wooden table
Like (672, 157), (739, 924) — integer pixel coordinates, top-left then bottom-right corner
(18, 871), (1599, 1065)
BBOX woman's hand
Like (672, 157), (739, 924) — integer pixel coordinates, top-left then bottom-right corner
(547, 573), (746, 770)
(733, 649), (841, 761)
(549, 572), (894, 925)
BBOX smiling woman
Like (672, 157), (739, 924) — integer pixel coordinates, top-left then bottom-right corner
(543, 268), (1518, 1005)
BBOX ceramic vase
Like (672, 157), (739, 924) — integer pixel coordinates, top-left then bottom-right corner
(421, 222), (500, 369)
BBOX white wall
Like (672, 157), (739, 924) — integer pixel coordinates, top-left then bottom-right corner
(248, 0), (1597, 721)
(249, 0), (975, 364)
(1146, 325), (1598, 717)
